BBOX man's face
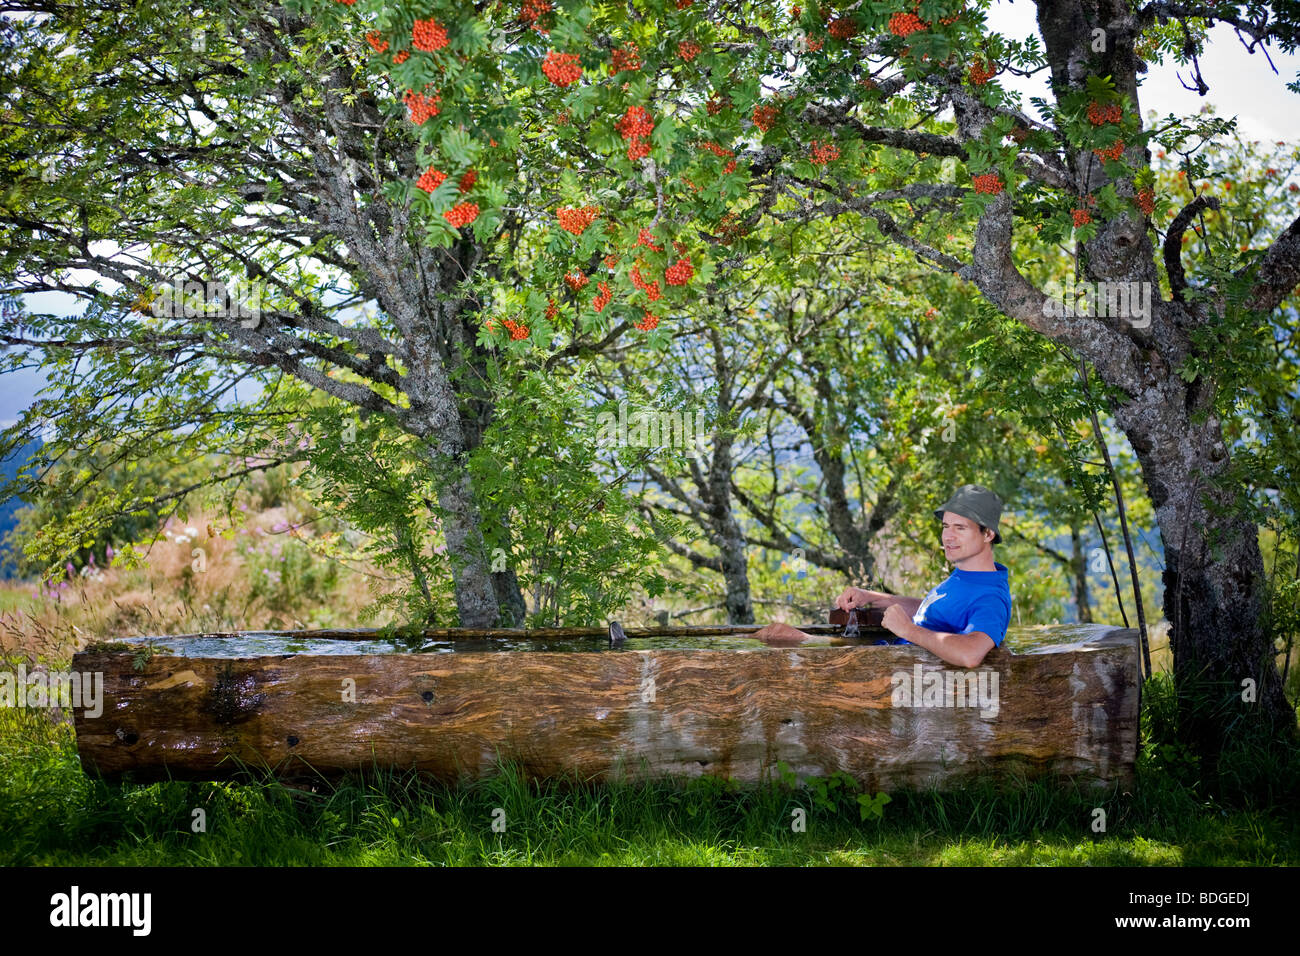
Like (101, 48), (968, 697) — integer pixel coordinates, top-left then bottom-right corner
(940, 511), (992, 564)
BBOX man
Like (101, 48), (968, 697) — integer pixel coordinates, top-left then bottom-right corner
(753, 485), (1012, 668)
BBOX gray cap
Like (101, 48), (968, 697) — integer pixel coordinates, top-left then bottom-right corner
(934, 484), (1003, 545)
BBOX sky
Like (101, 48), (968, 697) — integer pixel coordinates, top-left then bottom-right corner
(3, 1), (1298, 426)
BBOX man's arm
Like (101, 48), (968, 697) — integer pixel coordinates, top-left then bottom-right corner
(895, 621), (995, 668)
(881, 592), (1008, 667)
(838, 587), (923, 617)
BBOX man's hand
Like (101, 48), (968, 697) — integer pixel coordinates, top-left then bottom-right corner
(881, 604), (916, 640)
(752, 621), (810, 644)
(835, 587), (870, 612)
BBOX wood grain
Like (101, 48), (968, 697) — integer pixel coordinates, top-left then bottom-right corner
(71, 625), (1139, 789)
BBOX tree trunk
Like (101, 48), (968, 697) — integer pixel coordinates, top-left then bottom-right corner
(1112, 385), (1293, 763)
(1071, 523), (1093, 623)
(709, 397), (754, 625)
(988, 0), (1299, 768)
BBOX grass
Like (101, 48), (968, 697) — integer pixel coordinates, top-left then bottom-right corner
(2, 689), (1297, 867)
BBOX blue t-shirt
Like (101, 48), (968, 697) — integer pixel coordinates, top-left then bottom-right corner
(876, 562), (1011, 647)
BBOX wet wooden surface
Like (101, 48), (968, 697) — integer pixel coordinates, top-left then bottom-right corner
(71, 625), (1139, 788)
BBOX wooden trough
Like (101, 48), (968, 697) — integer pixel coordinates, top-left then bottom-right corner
(70, 623), (1140, 789)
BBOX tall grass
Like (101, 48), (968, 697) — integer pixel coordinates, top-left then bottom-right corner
(2, 674), (1296, 867)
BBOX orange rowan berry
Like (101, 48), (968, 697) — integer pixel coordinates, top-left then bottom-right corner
(542, 50), (582, 86)
(416, 167), (448, 193)
(443, 202), (479, 228)
(810, 141), (840, 166)
(828, 18), (858, 39)
(967, 59), (995, 85)
(664, 258), (694, 285)
(404, 89), (441, 125)
(888, 12), (927, 37)
(412, 18), (449, 53)
(609, 41), (641, 75)
(557, 206), (600, 235)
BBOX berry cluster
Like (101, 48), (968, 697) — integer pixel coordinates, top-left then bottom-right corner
(1086, 101), (1122, 126)
(673, 240), (688, 254)
(393, 50), (410, 64)
(971, 173), (1004, 194)
(444, 202), (479, 228)
(716, 211), (747, 242)
(592, 281), (613, 313)
(791, 5), (802, 16)
(664, 258), (694, 285)
(888, 12), (927, 37)
(636, 228), (663, 251)
(618, 106), (654, 160)
(404, 89), (441, 125)
(557, 206), (600, 234)
(545, 297), (559, 321)
(604, 251), (621, 269)
(1135, 187), (1155, 216)
(678, 40), (702, 61)
(366, 31), (389, 54)
(610, 41), (642, 75)
(752, 104), (779, 132)
(1071, 207), (1092, 227)
(699, 140), (737, 173)
(519, 0), (552, 27)
(502, 317), (530, 340)
(412, 18), (449, 53)
(416, 167), (448, 193)
(1093, 140), (1125, 162)
(631, 264), (662, 301)
(334, 0), (356, 5)
(564, 269), (589, 291)
(675, 0), (693, 8)
(828, 17), (858, 39)
(458, 169), (478, 192)
(967, 59), (994, 85)
(939, 2), (965, 25)
(706, 92), (731, 115)
(542, 51), (582, 86)
(618, 105), (653, 139)
(806, 37), (824, 52)
(635, 310), (659, 331)
(810, 140), (840, 166)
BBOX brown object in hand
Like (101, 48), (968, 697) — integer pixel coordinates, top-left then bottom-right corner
(829, 605), (884, 631)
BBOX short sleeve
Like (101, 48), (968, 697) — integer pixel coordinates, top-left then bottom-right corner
(961, 593), (1010, 647)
